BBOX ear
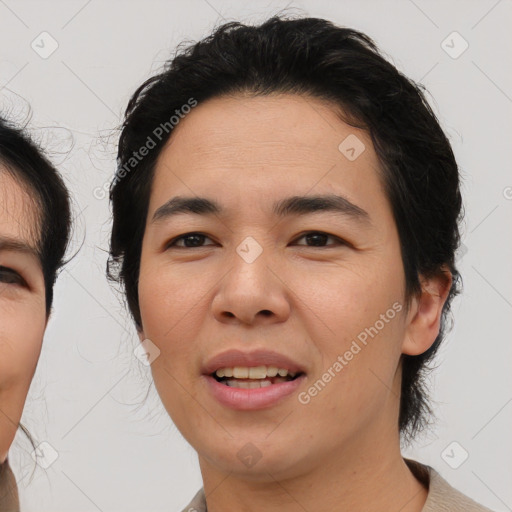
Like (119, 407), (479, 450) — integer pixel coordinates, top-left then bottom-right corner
(402, 266), (453, 356)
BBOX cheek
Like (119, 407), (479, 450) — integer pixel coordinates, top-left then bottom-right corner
(0, 300), (45, 460)
(0, 302), (46, 389)
(137, 260), (211, 389)
(294, 255), (403, 344)
(138, 262), (206, 339)
(138, 265), (204, 433)
(294, 260), (405, 412)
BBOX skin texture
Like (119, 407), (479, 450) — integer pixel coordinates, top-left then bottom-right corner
(137, 93), (452, 512)
(0, 171), (46, 464)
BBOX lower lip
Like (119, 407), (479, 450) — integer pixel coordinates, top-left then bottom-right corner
(203, 374), (306, 410)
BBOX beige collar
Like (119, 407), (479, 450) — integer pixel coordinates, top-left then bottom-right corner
(181, 459), (494, 512)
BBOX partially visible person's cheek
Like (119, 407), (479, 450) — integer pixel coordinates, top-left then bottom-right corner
(0, 300), (46, 461)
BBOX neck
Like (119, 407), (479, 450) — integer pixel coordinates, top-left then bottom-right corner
(198, 426), (428, 512)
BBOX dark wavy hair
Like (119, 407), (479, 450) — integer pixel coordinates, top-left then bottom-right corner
(0, 116), (71, 314)
(107, 14), (463, 442)
(0, 115), (72, 498)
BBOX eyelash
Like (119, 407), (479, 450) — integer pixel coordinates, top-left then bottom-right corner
(165, 231), (346, 249)
(0, 266), (26, 287)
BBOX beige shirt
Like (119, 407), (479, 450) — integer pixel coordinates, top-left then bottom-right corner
(179, 459), (494, 512)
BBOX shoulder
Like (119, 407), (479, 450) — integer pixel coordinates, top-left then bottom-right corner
(406, 458), (496, 512)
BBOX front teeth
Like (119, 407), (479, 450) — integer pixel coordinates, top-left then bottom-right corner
(225, 379), (274, 389)
(215, 366), (297, 379)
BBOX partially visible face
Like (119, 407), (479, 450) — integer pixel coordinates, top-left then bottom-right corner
(137, 93), (417, 480)
(0, 170), (46, 463)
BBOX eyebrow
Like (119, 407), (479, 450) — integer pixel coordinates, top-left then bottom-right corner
(0, 236), (40, 259)
(151, 194), (372, 227)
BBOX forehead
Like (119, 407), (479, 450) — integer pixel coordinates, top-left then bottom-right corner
(0, 169), (40, 249)
(149, 93), (391, 226)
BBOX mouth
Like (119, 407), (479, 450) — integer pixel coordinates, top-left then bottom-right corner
(202, 349), (307, 409)
(211, 365), (305, 389)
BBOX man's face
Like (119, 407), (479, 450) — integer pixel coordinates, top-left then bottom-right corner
(137, 93), (423, 480)
(0, 171), (46, 463)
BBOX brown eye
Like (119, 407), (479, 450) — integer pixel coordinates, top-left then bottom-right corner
(0, 266), (26, 286)
(165, 232), (216, 249)
(293, 231), (346, 247)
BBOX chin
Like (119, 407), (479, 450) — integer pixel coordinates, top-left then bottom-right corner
(200, 439), (306, 481)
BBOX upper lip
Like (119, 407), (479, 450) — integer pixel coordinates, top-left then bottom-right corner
(202, 349), (306, 375)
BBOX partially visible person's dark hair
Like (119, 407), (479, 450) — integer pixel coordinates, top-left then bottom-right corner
(107, 14), (463, 443)
(0, 115), (72, 314)
(0, 114), (73, 490)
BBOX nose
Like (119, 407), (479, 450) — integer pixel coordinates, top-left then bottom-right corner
(211, 240), (291, 326)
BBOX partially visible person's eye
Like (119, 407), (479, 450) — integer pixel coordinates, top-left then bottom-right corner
(0, 265), (27, 286)
(292, 231), (347, 248)
(165, 232), (216, 249)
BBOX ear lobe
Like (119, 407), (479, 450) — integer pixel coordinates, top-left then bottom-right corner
(402, 267), (453, 356)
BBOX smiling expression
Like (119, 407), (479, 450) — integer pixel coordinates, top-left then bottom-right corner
(0, 170), (46, 463)
(136, 92), (435, 480)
